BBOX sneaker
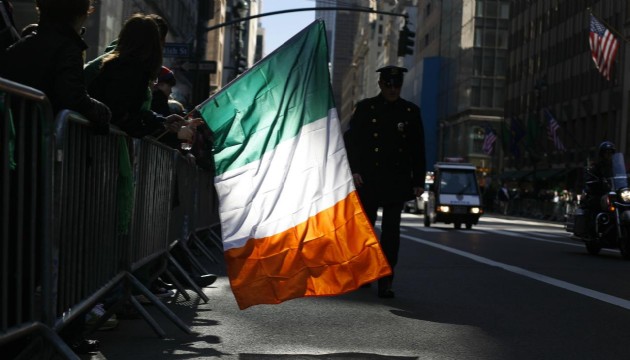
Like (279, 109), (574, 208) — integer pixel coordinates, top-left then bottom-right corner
(135, 294), (152, 305)
(151, 286), (175, 299)
(85, 304), (119, 330)
(70, 338), (100, 354)
(156, 277), (173, 289)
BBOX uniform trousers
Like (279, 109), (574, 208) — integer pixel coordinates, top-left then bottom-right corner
(359, 194), (403, 290)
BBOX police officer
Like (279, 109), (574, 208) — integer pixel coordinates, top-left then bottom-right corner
(582, 141), (616, 236)
(344, 65), (426, 298)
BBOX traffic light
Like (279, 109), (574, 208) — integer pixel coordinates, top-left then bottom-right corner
(236, 55), (247, 75)
(397, 26), (415, 57)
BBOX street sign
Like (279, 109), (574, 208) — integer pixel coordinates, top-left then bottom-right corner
(163, 43), (190, 58)
(181, 60), (217, 74)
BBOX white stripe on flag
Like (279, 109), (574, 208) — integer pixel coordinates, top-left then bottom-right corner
(215, 109), (354, 250)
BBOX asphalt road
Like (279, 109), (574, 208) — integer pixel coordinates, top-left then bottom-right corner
(88, 214), (630, 359)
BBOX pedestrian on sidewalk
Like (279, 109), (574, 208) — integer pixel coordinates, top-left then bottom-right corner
(498, 182), (510, 215)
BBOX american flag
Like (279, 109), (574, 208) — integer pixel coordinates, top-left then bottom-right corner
(589, 15), (620, 80)
(482, 127), (497, 155)
(544, 109), (566, 152)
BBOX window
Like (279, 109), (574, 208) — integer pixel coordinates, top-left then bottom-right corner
(499, 3), (509, 19)
(475, 29), (483, 47)
(482, 85), (493, 107)
(484, 29), (496, 47)
(483, 55), (495, 76)
(474, 52), (482, 75)
(497, 29), (508, 48)
(486, 1), (498, 18)
(476, 1), (484, 17)
(426, 3), (432, 17)
(494, 85), (505, 107)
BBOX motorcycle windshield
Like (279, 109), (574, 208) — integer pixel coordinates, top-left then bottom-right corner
(611, 152), (628, 189)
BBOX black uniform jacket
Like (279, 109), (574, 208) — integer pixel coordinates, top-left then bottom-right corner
(345, 93), (426, 203)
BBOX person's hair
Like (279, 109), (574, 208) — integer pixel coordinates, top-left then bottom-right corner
(36, 0), (94, 24)
(102, 13), (162, 79)
(147, 14), (168, 42)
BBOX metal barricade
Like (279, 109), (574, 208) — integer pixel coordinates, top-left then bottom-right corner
(0, 78), (77, 359)
(165, 157), (210, 303)
(190, 166), (223, 262)
(52, 110), (124, 323)
(125, 137), (191, 336)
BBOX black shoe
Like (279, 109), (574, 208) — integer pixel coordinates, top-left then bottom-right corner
(70, 339), (100, 354)
(195, 274), (217, 287)
(378, 289), (395, 298)
(156, 277), (173, 289)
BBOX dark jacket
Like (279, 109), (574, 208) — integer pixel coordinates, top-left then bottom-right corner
(584, 160), (613, 208)
(88, 57), (165, 138)
(151, 89), (171, 117)
(0, 21), (110, 131)
(345, 94), (426, 203)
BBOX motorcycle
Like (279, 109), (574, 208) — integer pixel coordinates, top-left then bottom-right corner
(566, 152), (630, 259)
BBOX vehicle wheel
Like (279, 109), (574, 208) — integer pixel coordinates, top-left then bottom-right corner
(454, 222), (461, 229)
(585, 242), (602, 256)
(465, 223), (472, 229)
(619, 238), (630, 260)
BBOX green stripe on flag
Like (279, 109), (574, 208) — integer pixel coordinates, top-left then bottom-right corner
(198, 20), (333, 176)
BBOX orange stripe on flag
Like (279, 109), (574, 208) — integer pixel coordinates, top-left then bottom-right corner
(224, 191), (391, 309)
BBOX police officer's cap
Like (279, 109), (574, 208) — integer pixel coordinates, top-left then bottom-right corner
(377, 65), (407, 86)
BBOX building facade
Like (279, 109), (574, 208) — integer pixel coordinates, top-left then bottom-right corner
(506, 0), (629, 193)
(437, 0), (510, 182)
(316, 0), (361, 121)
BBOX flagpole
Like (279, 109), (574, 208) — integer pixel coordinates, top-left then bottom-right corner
(588, 7), (630, 43)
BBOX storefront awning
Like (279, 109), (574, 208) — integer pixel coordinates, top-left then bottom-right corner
(500, 168), (569, 181)
(500, 170), (532, 180)
(530, 168), (568, 180)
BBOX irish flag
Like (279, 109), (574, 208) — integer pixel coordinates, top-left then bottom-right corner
(198, 20), (391, 310)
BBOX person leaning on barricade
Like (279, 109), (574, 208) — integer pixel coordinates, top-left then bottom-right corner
(0, 0), (112, 354)
(86, 13), (199, 142)
(0, 0), (111, 134)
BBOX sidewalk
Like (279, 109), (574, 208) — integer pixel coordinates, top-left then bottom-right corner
(84, 255), (229, 360)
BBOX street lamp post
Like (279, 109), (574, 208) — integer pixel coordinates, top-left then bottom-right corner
(232, 0), (249, 80)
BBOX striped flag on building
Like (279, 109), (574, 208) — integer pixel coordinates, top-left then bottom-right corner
(482, 126), (497, 155)
(544, 108), (566, 152)
(589, 15), (620, 80)
(198, 20), (391, 309)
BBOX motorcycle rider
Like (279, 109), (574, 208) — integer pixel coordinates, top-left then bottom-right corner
(582, 141), (616, 236)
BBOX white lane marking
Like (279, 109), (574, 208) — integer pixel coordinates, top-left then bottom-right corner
(403, 233), (630, 310)
(403, 224), (618, 254)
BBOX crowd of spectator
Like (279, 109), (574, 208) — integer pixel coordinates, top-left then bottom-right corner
(1, 0), (217, 355)
(482, 181), (578, 222)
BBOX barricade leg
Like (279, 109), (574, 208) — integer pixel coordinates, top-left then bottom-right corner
(168, 254), (209, 303)
(178, 239), (210, 276)
(190, 231), (222, 264)
(128, 295), (166, 339)
(163, 268), (191, 302)
(127, 273), (192, 334)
